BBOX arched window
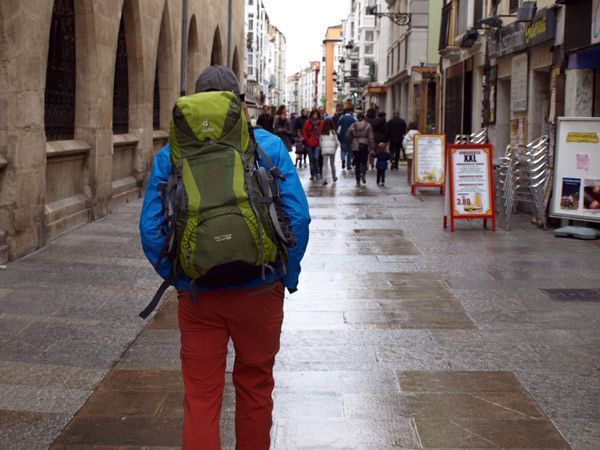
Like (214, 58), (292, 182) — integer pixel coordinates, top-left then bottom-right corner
(153, 64), (160, 130)
(232, 47), (240, 80)
(112, 15), (129, 134)
(210, 27), (223, 66)
(186, 16), (198, 94)
(44, 0), (76, 141)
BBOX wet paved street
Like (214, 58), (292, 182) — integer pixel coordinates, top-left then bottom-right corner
(2, 161), (600, 449)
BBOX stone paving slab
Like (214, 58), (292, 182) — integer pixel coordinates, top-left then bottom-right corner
(4, 162), (600, 448)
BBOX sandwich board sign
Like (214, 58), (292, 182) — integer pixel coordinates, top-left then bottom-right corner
(444, 144), (496, 232)
(412, 134), (446, 195)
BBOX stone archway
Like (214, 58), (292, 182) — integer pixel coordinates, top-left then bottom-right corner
(210, 26), (223, 66)
(232, 46), (240, 80)
(186, 15), (198, 94)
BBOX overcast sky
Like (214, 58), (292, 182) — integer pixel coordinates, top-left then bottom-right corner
(261, 0), (350, 77)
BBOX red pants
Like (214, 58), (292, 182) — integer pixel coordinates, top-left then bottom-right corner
(178, 282), (284, 450)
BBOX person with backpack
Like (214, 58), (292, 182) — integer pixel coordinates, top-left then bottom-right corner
(337, 108), (356, 170)
(302, 109), (324, 181)
(319, 118), (339, 186)
(386, 111), (407, 170)
(347, 111), (375, 186)
(139, 66), (310, 450)
(403, 121), (420, 184)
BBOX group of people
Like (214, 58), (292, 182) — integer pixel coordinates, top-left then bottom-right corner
(255, 103), (420, 187)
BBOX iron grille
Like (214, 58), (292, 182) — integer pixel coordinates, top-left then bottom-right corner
(44, 0), (76, 141)
(153, 64), (160, 130)
(112, 16), (129, 134)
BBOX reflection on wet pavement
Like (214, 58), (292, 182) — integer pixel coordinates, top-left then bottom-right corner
(51, 163), (599, 449)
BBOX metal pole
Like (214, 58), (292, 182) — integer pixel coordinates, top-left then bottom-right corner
(180, 0), (189, 96)
(227, 0), (233, 67)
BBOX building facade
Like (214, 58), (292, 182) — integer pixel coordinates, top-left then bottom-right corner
(0, 0), (246, 263)
(437, 0), (600, 151)
(383, 0), (442, 131)
(287, 62), (321, 113)
(322, 25), (344, 115)
(244, 0), (286, 115)
(339, 0), (378, 110)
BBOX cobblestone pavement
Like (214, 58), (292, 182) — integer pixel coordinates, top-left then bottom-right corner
(2, 161), (600, 449)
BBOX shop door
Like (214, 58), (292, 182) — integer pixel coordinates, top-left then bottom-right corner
(445, 75), (463, 142)
(463, 70), (473, 134)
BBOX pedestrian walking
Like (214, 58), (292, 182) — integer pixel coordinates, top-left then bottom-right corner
(365, 109), (379, 170)
(386, 111), (407, 169)
(294, 108), (309, 168)
(403, 121), (420, 184)
(273, 105), (293, 152)
(302, 109), (324, 180)
(332, 103), (344, 130)
(139, 66), (310, 450)
(371, 142), (391, 186)
(256, 104), (274, 132)
(319, 118), (339, 186)
(347, 111), (375, 186)
(337, 108), (356, 170)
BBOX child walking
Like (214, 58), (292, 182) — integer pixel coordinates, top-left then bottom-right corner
(319, 118), (339, 186)
(372, 142), (391, 186)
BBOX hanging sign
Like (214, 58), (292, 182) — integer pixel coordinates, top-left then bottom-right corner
(444, 144), (496, 232)
(412, 134), (446, 195)
(550, 117), (600, 222)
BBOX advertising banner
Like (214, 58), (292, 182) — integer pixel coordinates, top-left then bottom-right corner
(412, 134), (445, 195)
(444, 144), (496, 232)
(550, 117), (600, 222)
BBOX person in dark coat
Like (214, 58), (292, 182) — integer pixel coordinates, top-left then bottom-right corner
(386, 111), (407, 170)
(273, 105), (293, 151)
(371, 112), (388, 144)
(256, 105), (274, 132)
(294, 108), (309, 167)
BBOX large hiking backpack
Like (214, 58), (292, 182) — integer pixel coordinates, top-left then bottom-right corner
(140, 91), (295, 319)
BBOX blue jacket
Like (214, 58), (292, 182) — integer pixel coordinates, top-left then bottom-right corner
(337, 113), (356, 145)
(139, 128), (311, 292)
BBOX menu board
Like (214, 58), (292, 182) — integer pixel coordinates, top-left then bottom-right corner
(550, 117), (600, 222)
(444, 144), (496, 231)
(413, 134), (445, 186)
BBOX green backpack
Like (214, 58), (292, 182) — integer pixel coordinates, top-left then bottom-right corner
(140, 91), (294, 318)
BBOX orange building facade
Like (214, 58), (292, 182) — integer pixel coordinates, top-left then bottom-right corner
(323, 25), (343, 115)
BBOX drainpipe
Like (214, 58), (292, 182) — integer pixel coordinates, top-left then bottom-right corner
(227, 0), (233, 66)
(180, 0), (189, 96)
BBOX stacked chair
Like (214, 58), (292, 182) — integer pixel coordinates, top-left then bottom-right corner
(495, 136), (550, 230)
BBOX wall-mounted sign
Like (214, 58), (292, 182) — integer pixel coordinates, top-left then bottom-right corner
(511, 53), (528, 112)
(412, 134), (445, 195)
(550, 117), (600, 223)
(444, 144), (496, 232)
(489, 8), (556, 58)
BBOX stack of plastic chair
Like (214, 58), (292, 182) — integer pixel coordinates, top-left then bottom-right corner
(500, 136), (550, 230)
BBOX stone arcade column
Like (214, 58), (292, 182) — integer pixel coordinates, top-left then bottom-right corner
(0, 1), (54, 259)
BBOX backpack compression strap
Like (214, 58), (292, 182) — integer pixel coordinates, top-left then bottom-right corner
(139, 275), (173, 319)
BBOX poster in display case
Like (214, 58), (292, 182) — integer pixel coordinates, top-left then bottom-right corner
(550, 117), (600, 222)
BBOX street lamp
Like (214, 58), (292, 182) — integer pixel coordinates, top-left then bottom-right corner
(365, 5), (411, 26)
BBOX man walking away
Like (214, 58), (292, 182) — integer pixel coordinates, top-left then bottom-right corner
(403, 121), (420, 184)
(257, 105), (274, 132)
(347, 111), (375, 186)
(387, 112), (407, 170)
(337, 108), (356, 170)
(139, 66), (310, 450)
(332, 103), (344, 130)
